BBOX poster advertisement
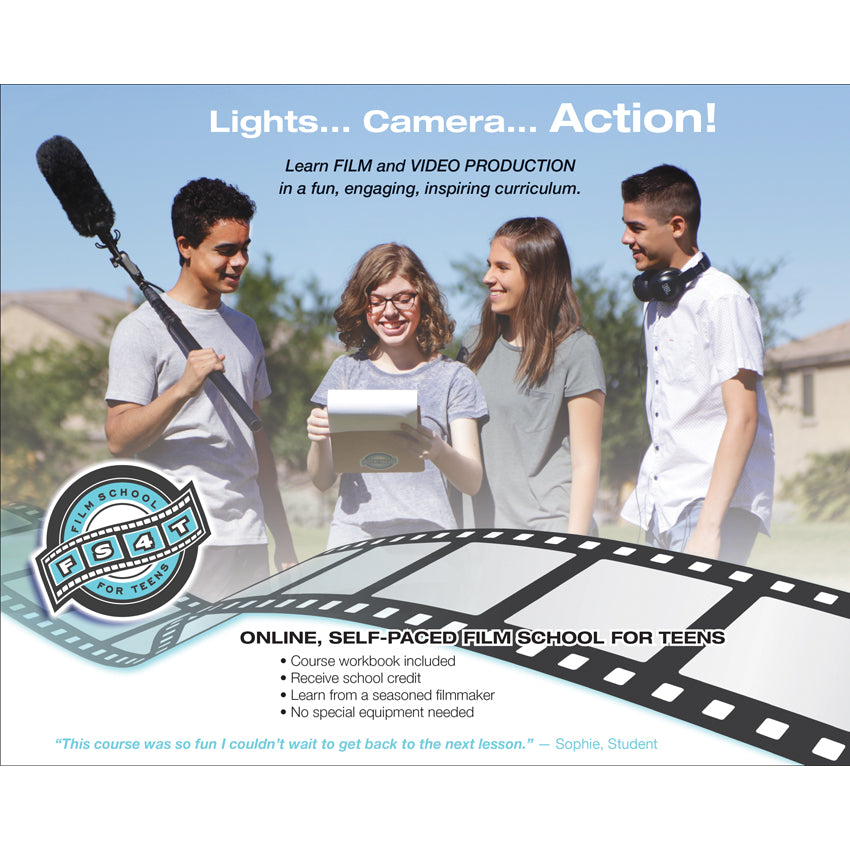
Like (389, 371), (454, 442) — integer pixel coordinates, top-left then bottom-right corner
(1, 28), (848, 844)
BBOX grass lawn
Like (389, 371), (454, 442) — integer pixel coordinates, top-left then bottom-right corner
(602, 521), (850, 590)
(290, 526), (331, 564)
(748, 521), (850, 590)
(289, 521), (850, 592)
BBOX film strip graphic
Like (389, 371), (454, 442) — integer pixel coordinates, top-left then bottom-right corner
(2, 506), (848, 765)
(34, 488), (207, 611)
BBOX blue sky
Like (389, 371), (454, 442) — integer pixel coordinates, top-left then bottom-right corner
(2, 84), (847, 340)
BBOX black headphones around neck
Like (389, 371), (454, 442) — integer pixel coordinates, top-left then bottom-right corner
(632, 254), (711, 303)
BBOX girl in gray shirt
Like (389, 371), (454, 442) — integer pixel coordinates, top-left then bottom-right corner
(460, 218), (606, 535)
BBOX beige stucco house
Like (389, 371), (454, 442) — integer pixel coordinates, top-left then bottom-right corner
(0, 289), (133, 357)
(765, 320), (850, 491)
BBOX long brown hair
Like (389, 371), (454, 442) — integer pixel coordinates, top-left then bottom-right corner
(334, 243), (455, 358)
(466, 217), (581, 386)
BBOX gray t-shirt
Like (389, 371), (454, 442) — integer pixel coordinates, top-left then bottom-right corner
(459, 328), (606, 532)
(312, 352), (488, 547)
(105, 294), (271, 546)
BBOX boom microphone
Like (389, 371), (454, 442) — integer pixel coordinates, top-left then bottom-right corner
(36, 136), (263, 432)
(36, 136), (116, 240)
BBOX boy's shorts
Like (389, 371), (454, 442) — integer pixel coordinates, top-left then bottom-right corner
(646, 500), (761, 566)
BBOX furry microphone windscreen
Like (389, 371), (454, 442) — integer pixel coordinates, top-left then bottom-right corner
(36, 136), (116, 239)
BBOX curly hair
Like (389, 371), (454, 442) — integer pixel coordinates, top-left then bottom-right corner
(171, 177), (256, 265)
(466, 217), (581, 387)
(334, 243), (455, 358)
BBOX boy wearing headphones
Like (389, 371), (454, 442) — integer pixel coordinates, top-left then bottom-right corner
(619, 164), (774, 564)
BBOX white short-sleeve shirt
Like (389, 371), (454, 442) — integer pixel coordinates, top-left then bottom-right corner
(621, 253), (775, 534)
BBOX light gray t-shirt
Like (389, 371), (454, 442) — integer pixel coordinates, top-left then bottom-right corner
(105, 294), (271, 546)
(459, 328), (606, 532)
(312, 352), (488, 547)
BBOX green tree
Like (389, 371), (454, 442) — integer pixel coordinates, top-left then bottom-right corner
(1, 339), (110, 505)
(781, 450), (850, 521)
(234, 258), (338, 468)
(728, 261), (803, 352)
(572, 268), (646, 491)
(445, 258), (799, 494)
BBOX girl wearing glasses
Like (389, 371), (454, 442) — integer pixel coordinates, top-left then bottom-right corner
(307, 243), (487, 548)
(460, 217), (606, 535)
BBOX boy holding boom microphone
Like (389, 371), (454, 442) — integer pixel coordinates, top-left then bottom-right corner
(105, 177), (297, 600)
(619, 164), (774, 564)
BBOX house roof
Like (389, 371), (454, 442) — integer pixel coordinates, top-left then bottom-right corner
(766, 320), (850, 370)
(0, 289), (133, 348)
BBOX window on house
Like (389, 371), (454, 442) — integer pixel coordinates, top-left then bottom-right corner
(802, 371), (814, 417)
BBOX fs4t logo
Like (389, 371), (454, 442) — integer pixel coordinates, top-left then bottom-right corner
(33, 463), (210, 618)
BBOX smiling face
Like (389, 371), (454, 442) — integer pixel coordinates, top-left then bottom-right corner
(365, 275), (422, 352)
(483, 237), (527, 320)
(621, 201), (683, 273)
(177, 218), (251, 306)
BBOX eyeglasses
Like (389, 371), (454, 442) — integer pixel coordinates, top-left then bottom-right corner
(367, 292), (418, 312)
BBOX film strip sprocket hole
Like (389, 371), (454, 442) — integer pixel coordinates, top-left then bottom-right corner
(3, 515), (848, 765)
